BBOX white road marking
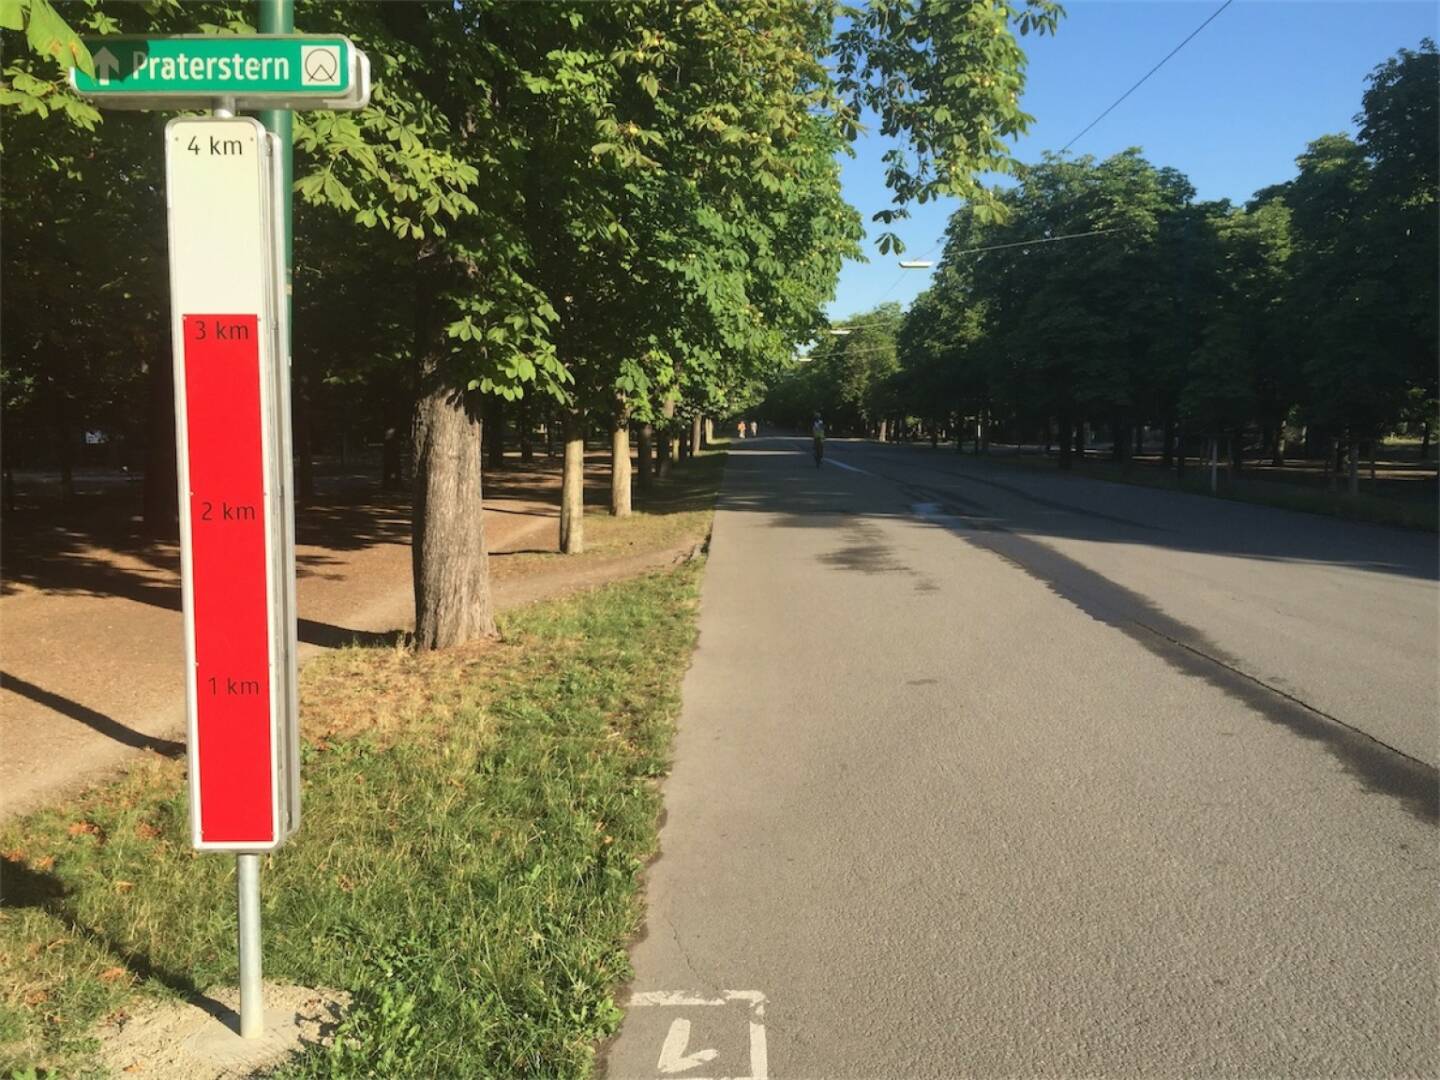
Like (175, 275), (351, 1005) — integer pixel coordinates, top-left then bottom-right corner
(625, 991), (769, 1080)
(657, 1018), (719, 1074)
(824, 457), (873, 476)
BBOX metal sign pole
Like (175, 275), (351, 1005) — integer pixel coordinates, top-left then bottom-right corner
(206, 91), (266, 1043)
(237, 852), (263, 1037)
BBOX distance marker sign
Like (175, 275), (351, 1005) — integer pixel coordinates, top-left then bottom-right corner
(166, 117), (300, 851)
(72, 35), (369, 111)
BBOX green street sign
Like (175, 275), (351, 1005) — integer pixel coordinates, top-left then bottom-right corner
(70, 35), (370, 111)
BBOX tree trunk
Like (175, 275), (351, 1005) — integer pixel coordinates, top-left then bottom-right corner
(518, 397), (534, 463)
(1111, 419), (1125, 462)
(52, 381), (74, 503)
(657, 398), (675, 478)
(877, 418), (888, 443)
(705, 418), (714, 445)
(1347, 431), (1359, 495)
(381, 381), (407, 491)
(483, 396), (505, 471)
(294, 384), (315, 504)
(691, 414), (703, 456)
(412, 383), (495, 649)
(142, 358), (178, 538)
(560, 408), (585, 553)
(1162, 415), (1176, 469)
(1270, 425), (1284, 468)
(611, 402), (632, 517)
(637, 423), (654, 491)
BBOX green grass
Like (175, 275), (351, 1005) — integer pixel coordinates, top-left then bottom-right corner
(1, 564), (705, 1078)
(494, 452), (726, 581)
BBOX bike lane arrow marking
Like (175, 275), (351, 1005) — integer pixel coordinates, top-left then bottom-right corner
(657, 1018), (719, 1074)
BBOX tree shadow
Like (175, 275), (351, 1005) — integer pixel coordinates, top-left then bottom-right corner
(1, 671), (185, 756)
(730, 439), (1439, 580)
(297, 620), (409, 649)
(0, 855), (202, 999)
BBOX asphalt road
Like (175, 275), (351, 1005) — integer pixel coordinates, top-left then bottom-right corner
(605, 438), (1439, 1079)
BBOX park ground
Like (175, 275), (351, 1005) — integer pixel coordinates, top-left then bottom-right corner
(0, 449), (721, 1076)
(0, 449), (718, 818)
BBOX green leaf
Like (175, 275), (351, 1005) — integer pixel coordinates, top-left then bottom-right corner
(0, 0), (25, 33)
(24, 0), (92, 76)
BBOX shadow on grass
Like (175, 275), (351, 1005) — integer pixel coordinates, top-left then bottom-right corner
(0, 855), (202, 999)
(298, 621), (409, 650)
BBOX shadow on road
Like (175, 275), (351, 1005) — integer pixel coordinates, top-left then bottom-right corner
(725, 439), (1440, 581)
(717, 439), (1440, 824)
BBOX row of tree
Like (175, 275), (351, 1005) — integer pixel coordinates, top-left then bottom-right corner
(2, 0), (1065, 645)
(767, 41), (1438, 491)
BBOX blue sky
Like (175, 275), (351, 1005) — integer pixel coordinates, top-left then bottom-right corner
(828, 0), (1438, 321)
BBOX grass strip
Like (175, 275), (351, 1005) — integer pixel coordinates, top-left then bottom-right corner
(1, 562), (705, 1078)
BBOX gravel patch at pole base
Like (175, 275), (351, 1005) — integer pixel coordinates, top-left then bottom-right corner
(97, 983), (349, 1079)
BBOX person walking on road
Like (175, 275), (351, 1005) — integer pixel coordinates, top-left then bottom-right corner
(811, 413), (825, 466)
(749, 420), (758, 437)
(737, 420), (746, 440)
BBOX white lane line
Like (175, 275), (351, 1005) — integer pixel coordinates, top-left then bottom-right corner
(825, 457), (873, 476)
(629, 990), (765, 1007)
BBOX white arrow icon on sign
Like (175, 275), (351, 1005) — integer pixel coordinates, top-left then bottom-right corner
(93, 46), (119, 85)
(656, 1018), (718, 1074)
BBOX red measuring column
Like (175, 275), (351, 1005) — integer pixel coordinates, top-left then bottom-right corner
(166, 117), (296, 852)
(182, 313), (275, 844)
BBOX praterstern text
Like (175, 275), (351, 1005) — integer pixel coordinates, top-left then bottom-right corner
(130, 49), (292, 83)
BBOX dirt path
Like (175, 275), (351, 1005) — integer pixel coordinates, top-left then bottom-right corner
(0, 453), (713, 819)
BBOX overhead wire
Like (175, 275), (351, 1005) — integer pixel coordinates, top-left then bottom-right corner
(842, 0), (1235, 316)
(829, 225), (1136, 327)
(1059, 0), (1235, 153)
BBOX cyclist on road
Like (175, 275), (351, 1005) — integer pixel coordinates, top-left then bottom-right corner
(811, 413), (825, 466)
